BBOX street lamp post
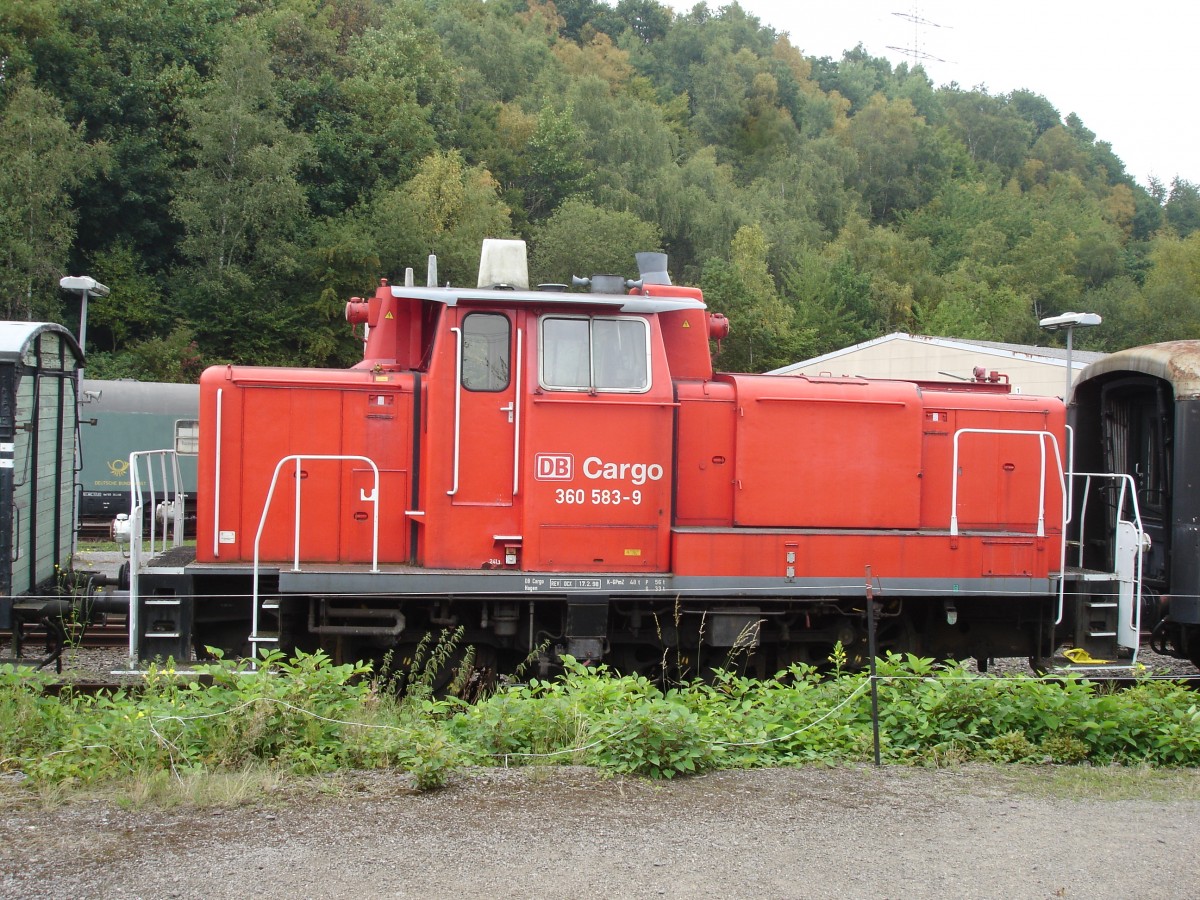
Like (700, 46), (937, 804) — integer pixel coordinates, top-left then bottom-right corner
(1039, 312), (1102, 402)
(59, 275), (109, 558)
(59, 275), (109, 379)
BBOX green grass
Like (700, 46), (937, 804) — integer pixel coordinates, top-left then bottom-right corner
(1004, 765), (1200, 802)
(75, 538), (196, 553)
(2, 649), (1198, 802)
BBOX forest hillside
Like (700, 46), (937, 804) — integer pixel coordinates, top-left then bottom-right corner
(3, 0), (1198, 378)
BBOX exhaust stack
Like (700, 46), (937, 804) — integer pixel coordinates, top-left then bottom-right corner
(636, 252), (671, 285)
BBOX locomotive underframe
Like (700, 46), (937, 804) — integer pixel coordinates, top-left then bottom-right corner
(145, 563), (1059, 674)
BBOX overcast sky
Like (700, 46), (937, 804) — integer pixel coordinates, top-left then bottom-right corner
(666, 1), (1196, 190)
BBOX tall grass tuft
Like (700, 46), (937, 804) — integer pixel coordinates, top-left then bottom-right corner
(3, 652), (1200, 798)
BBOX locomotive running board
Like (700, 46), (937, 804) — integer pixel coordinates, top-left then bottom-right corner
(272, 567), (1054, 600)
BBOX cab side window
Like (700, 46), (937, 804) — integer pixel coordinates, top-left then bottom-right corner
(540, 315), (650, 393)
(593, 318), (648, 390)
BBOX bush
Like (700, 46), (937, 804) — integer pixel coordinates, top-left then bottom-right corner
(3, 652), (1200, 794)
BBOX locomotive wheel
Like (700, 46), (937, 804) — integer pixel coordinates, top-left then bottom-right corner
(884, 613), (920, 655)
(1187, 626), (1200, 671)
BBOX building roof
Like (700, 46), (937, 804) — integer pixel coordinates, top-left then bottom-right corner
(767, 332), (1107, 376)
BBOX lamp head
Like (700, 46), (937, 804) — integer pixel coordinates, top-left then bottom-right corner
(59, 276), (110, 297)
(1039, 312), (1101, 331)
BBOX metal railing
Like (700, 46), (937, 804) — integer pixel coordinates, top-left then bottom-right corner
(1062, 471), (1145, 650)
(125, 448), (187, 668)
(949, 428), (1066, 538)
(947, 428), (1145, 649)
(249, 455), (381, 653)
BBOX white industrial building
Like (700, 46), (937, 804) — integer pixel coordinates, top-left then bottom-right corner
(768, 333), (1108, 399)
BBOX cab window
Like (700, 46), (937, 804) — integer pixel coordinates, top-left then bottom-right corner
(461, 313), (510, 392)
(540, 315), (650, 393)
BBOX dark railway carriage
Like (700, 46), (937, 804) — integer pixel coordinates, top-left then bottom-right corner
(128, 241), (1105, 674)
(0, 323), (82, 631)
(1071, 341), (1200, 667)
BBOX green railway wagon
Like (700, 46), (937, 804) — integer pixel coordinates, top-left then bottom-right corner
(77, 379), (199, 530)
(0, 323), (82, 630)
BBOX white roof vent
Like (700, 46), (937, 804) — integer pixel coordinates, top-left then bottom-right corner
(477, 239), (529, 290)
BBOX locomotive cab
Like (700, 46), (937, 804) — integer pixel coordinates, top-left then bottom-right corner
(336, 240), (712, 575)
(415, 297), (679, 573)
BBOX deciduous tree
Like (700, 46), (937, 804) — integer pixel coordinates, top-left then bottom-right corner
(529, 199), (660, 285)
(0, 79), (105, 320)
(170, 27), (311, 362)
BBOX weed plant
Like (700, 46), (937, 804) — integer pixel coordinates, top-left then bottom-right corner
(1, 648), (1199, 797)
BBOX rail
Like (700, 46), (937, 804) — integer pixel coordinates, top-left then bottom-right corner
(125, 448), (187, 667)
(949, 428), (1065, 538)
(250, 455), (381, 656)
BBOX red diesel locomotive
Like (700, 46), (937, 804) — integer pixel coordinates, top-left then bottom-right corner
(134, 240), (1132, 674)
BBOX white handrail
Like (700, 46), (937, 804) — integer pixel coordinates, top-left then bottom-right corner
(513, 328), (523, 496)
(1070, 472), (1143, 563)
(949, 428), (1065, 538)
(213, 388), (223, 558)
(1062, 471), (1145, 630)
(125, 448), (187, 668)
(448, 326), (463, 496)
(250, 454), (381, 655)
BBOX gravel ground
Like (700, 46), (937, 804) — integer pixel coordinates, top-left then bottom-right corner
(2, 765), (1199, 899)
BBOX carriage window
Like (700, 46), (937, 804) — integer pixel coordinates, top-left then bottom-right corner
(540, 316), (650, 393)
(461, 313), (510, 391)
(175, 420), (200, 455)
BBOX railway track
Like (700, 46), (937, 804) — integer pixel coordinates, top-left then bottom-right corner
(0, 614), (129, 650)
(10, 641), (1198, 696)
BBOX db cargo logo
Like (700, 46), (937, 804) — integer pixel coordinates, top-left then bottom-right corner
(535, 453), (573, 480)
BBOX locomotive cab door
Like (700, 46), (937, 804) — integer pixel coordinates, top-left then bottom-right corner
(448, 309), (521, 508)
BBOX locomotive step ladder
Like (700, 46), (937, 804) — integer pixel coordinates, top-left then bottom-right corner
(1054, 474), (1147, 671)
(120, 449), (195, 672)
(249, 598), (280, 649)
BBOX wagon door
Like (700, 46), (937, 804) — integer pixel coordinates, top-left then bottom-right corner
(417, 307), (528, 570)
